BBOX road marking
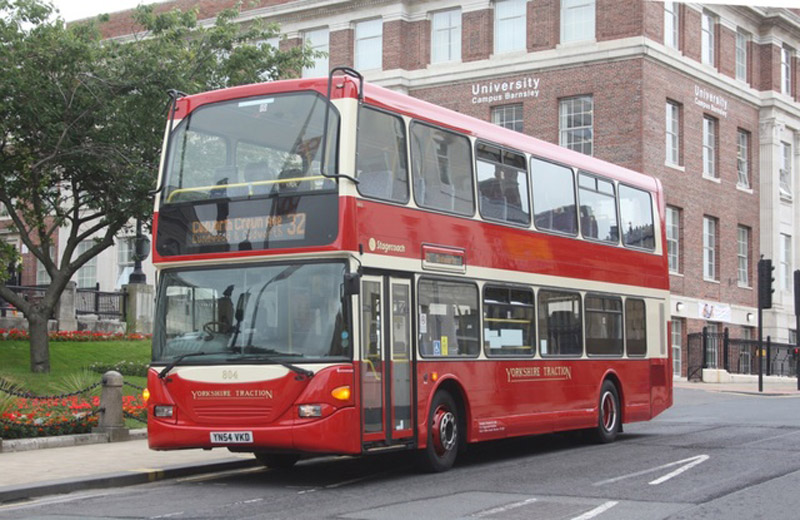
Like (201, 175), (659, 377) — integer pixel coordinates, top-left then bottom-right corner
(740, 429), (800, 447)
(570, 501), (619, 520)
(472, 497), (538, 517)
(594, 455), (710, 486)
(150, 512), (184, 519)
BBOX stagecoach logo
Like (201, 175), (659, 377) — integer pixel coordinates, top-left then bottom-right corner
(505, 366), (572, 383)
(471, 76), (540, 105)
(368, 237), (406, 254)
(191, 389), (274, 400)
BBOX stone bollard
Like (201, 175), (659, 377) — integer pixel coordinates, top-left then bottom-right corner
(92, 371), (130, 442)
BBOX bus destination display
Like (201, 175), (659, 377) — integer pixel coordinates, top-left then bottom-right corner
(190, 213), (307, 246)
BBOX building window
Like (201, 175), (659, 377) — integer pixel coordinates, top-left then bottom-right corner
(117, 237), (135, 281)
(666, 101), (680, 166)
(737, 225), (750, 287)
(705, 322), (719, 368)
(0, 198), (13, 220)
(483, 286), (535, 357)
(302, 28), (329, 78)
(782, 46), (793, 96)
(780, 141), (792, 198)
(494, 0), (526, 54)
(491, 104), (523, 133)
(737, 129), (750, 189)
(664, 1), (679, 50)
(781, 234), (792, 291)
(431, 9), (461, 64)
(703, 216), (717, 281)
(666, 206), (680, 273)
(355, 19), (382, 71)
(559, 95), (593, 156)
(561, 0), (595, 44)
(671, 318), (682, 377)
(701, 12), (715, 67)
(790, 329), (798, 345)
(75, 241), (97, 289)
(702, 116), (717, 179)
(735, 31), (748, 83)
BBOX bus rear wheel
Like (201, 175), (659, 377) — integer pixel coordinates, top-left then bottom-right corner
(419, 390), (459, 472)
(592, 380), (621, 443)
(254, 452), (300, 469)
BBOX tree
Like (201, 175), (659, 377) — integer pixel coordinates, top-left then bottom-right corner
(0, 0), (321, 372)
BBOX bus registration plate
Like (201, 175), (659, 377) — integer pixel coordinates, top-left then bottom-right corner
(210, 431), (253, 444)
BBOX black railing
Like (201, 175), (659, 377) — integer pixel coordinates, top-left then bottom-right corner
(688, 327), (798, 382)
(0, 285), (53, 318)
(76, 283), (126, 320)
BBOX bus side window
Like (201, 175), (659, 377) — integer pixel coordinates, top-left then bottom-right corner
(418, 279), (479, 357)
(356, 107), (409, 203)
(531, 157), (578, 235)
(538, 290), (582, 357)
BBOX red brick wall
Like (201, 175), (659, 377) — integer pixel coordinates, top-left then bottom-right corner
(683, 7), (701, 63)
(330, 29), (354, 69)
(529, 0), (558, 52)
(384, 19), (427, 71)
(597, 0), (642, 42)
(758, 43), (780, 92)
(718, 25), (735, 79)
(642, 0), (662, 43)
(463, 8), (492, 62)
(641, 60), (759, 309)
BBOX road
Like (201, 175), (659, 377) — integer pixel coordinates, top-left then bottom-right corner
(2, 387), (800, 519)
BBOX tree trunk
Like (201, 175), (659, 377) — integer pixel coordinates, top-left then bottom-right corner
(28, 311), (51, 373)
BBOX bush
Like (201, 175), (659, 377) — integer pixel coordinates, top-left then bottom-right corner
(0, 329), (153, 342)
(89, 360), (149, 377)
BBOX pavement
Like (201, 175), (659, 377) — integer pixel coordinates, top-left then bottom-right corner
(0, 377), (798, 505)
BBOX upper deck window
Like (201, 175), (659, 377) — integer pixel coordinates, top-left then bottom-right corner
(356, 107), (409, 203)
(163, 92), (338, 205)
(619, 185), (655, 250)
(411, 122), (475, 216)
(578, 172), (618, 244)
(531, 157), (578, 235)
(476, 143), (530, 226)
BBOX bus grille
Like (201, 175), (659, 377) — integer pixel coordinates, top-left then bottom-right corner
(192, 406), (274, 424)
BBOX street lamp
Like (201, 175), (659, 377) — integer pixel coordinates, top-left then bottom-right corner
(128, 218), (149, 284)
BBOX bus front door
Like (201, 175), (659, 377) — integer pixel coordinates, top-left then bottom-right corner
(360, 276), (414, 448)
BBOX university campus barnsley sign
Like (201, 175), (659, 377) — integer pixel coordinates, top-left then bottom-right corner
(693, 85), (728, 118)
(471, 76), (540, 105)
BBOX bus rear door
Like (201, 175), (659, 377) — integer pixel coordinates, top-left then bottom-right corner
(360, 275), (415, 449)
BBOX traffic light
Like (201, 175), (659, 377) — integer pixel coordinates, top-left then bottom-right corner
(758, 258), (775, 309)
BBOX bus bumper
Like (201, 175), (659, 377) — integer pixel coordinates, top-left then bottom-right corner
(147, 406), (360, 455)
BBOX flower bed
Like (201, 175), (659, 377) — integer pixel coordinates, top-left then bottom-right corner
(0, 329), (152, 342)
(0, 395), (146, 439)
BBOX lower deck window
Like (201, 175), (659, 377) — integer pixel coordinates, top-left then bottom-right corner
(626, 298), (647, 356)
(483, 286), (535, 357)
(538, 290), (582, 356)
(419, 279), (479, 357)
(585, 294), (623, 356)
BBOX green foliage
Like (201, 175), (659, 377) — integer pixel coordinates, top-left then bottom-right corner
(0, 0), (319, 371)
(51, 369), (101, 397)
(89, 360), (148, 377)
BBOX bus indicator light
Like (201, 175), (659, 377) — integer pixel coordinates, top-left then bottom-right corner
(431, 372), (439, 382)
(142, 388), (150, 403)
(331, 386), (351, 401)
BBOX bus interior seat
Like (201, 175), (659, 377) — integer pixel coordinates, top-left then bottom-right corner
(209, 166), (237, 199)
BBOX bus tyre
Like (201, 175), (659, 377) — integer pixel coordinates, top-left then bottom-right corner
(254, 452), (300, 470)
(419, 391), (459, 472)
(593, 380), (621, 443)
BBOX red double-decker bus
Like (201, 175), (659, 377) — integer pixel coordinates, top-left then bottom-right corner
(145, 68), (671, 472)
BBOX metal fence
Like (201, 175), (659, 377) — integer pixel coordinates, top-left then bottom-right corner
(76, 283), (126, 320)
(688, 327), (798, 382)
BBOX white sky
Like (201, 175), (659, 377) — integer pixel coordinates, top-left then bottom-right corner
(49, 0), (800, 22)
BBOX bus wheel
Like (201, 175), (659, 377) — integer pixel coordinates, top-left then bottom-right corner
(419, 391), (459, 472)
(254, 452), (300, 469)
(593, 380), (621, 443)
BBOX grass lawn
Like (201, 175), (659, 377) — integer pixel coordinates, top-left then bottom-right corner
(1, 340), (152, 429)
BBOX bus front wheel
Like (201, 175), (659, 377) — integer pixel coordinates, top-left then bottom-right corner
(419, 390), (459, 472)
(593, 380), (621, 443)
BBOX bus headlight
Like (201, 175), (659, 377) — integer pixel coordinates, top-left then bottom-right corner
(154, 405), (174, 418)
(298, 404), (322, 418)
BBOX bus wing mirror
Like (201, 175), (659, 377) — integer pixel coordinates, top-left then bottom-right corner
(343, 273), (361, 297)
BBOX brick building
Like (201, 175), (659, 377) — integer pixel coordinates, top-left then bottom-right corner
(101, 0), (800, 377)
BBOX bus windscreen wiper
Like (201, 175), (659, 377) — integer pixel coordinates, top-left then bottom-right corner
(157, 351), (210, 379)
(231, 350), (314, 379)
